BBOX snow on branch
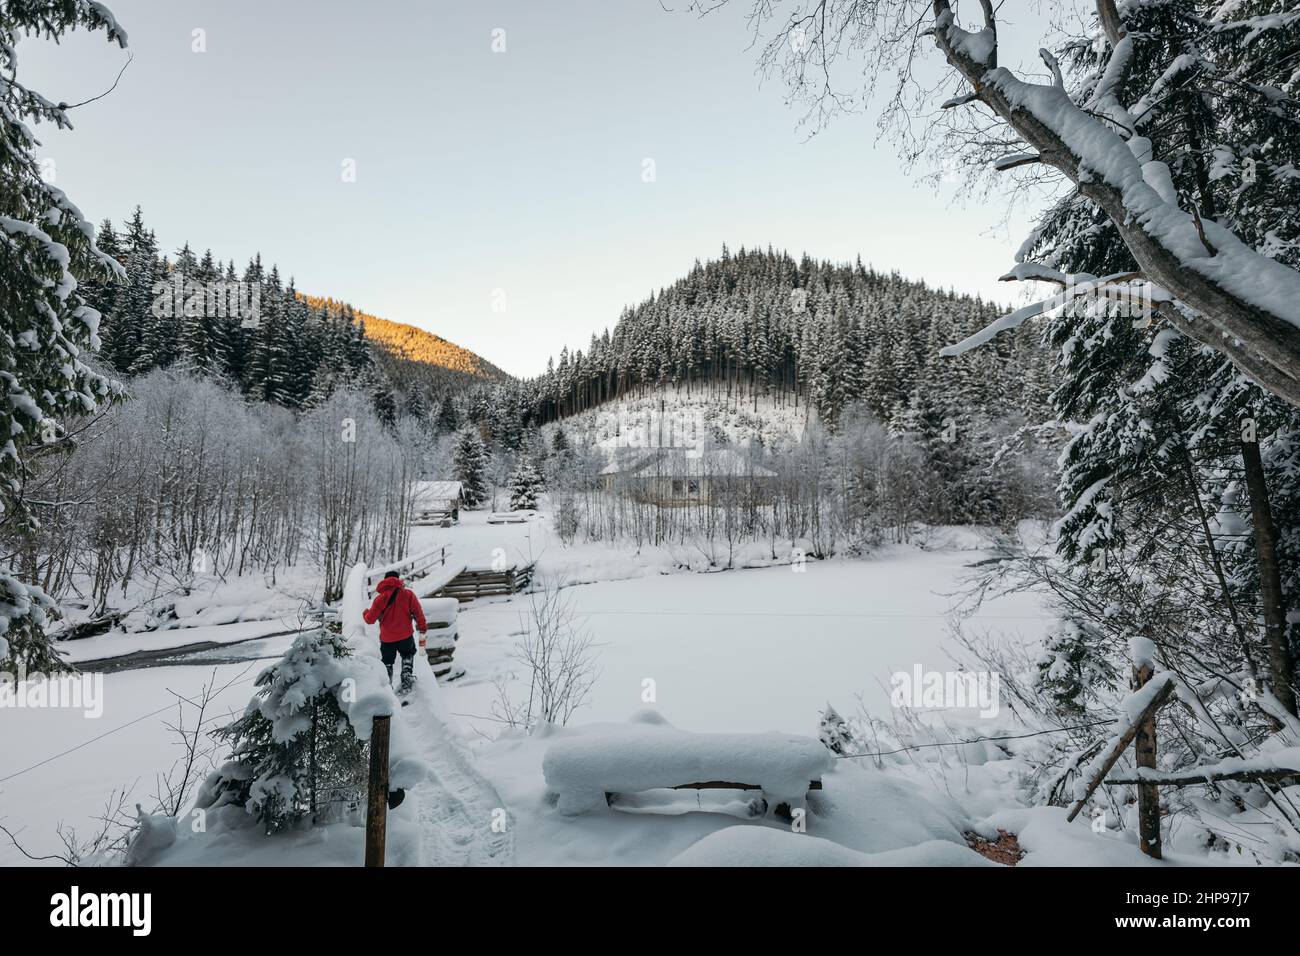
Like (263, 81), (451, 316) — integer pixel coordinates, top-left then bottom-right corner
(933, 4), (996, 69)
(940, 271), (1150, 357)
(1104, 748), (1300, 787)
(928, 0), (1300, 408)
(998, 262), (1069, 286)
(941, 91), (981, 110)
(991, 152), (1040, 172)
(1211, 11), (1300, 44)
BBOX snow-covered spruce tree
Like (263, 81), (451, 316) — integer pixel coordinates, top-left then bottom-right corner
(0, 2), (127, 674)
(453, 426), (490, 507)
(205, 629), (367, 833)
(508, 456), (543, 511)
(1033, 619), (1122, 720)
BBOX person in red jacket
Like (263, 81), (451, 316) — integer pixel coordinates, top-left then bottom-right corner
(363, 571), (427, 692)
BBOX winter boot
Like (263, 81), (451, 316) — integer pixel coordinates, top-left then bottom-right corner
(399, 657), (415, 694)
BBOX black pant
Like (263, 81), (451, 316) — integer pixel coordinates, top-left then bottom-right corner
(381, 636), (416, 679)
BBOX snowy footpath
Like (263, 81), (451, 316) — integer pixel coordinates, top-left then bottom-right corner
(399, 663), (515, 867)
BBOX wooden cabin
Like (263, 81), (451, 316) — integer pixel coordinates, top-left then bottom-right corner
(410, 480), (464, 525)
(600, 447), (776, 507)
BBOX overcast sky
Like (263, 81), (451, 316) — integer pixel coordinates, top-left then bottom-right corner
(25, 0), (1045, 378)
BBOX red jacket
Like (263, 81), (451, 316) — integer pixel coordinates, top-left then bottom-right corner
(363, 577), (427, 643)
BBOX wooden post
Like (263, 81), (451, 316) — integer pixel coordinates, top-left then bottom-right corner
(1132, 664), (1161, 859)
(1065, 672), (1175, 822)
(365, 713), (391, 868)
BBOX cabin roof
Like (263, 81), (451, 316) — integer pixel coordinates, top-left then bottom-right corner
(411, 480), (464, 502)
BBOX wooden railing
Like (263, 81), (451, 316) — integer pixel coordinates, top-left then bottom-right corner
(364, 544), (451, 589)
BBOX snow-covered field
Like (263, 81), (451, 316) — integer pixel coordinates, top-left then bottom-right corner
(445, 550), (1046, 736)
(0, 510), (1248, 867)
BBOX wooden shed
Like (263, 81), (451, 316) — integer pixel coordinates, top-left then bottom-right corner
(410, 480), (464, 525)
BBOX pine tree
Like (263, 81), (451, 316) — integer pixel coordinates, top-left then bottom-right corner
(175, 242), (210, 373)
(453, 427), (490, 507)
(0, 3), (127, 673)
(508, 456), (544, 511)
(118, 210), (163, 375)
(436, 392), (459, 433)
(206, 629), (368, 832)
(83, 219), (124, 362)
(405, 387), (428, 421)
(362, 365), (398, 426)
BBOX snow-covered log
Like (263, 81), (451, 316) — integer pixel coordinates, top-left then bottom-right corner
(542, 712), (834, 816)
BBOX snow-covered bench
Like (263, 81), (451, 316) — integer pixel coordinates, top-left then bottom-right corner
(542, 713), (834, 820)
(486, 510), (536, 524)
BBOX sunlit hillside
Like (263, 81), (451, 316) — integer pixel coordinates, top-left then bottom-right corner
(301, 294), (510, 381)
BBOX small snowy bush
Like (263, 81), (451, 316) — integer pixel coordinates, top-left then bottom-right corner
(207, 628), (368, 832)
(817, 703), (858, 755)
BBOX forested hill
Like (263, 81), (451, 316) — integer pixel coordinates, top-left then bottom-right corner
(300, 295), (509, 382)
(523, 246), (1051, 430)
(84, 207), (507, 421)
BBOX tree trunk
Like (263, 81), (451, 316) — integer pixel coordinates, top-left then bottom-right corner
(1240, 439), (1298, 717)
(1133, 663), (1162, 859)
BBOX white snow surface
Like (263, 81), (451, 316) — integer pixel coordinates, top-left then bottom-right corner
(5, 509), (1280, 867)
(668, 827), (994, 867)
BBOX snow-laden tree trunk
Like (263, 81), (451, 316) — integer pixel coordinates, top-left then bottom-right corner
(1132, 662), (1162, 859)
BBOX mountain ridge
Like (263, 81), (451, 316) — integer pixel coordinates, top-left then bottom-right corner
(300, 294), (511, 382)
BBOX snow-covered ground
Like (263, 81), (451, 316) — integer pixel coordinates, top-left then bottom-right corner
(0, 510), (1256, 867)
(444, 548), (1044, 736)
